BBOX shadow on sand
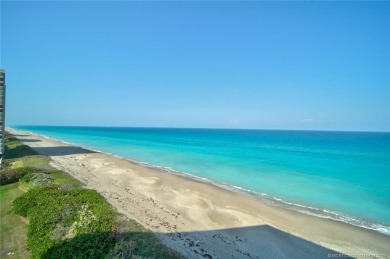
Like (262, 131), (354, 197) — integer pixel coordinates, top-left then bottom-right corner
(7, 134), (353, 258)
(15, 138), (42, 143)
(42, 225), (350, 259)
(30, 146), (97, 157)
(10, 134), (30, 137)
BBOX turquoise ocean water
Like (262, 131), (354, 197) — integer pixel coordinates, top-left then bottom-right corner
(12, 126), (390, 235)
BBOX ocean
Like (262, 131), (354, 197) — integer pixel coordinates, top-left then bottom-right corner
(12, 126), (390, 235)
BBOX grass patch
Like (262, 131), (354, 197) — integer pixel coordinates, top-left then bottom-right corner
(12, 155), (53, 170)
(0, 183), (30, 258)
(1, 132), (182, 259)
(51, 170), (83, 189)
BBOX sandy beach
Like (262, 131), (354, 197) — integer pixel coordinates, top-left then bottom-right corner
(7, 128), (390, 259)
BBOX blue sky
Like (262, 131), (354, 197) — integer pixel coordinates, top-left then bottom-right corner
(1, 1), (389, 131)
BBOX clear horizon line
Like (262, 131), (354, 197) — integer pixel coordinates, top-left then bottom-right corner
(7, 124), (390, 134)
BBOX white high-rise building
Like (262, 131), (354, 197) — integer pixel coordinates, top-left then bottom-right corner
(0, 69), (6, 164)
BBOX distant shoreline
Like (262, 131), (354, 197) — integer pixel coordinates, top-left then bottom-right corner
(7, 128), (390, 258)
(10, 125), (390, 134)
(9, 126), (390, 236)
(10, 126), (390, 236)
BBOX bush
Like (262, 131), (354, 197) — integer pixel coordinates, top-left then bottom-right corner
(0, 169), (19, 185)
(0, 168), (28, 185)
(13, 186), (117, 258)
(0, 167), (55, 186)
(16, 166), (52, 175)
(22, 172), (54, 186)
(43, 232), (118, 259)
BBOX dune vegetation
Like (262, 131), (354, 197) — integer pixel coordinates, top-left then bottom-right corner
(0, 133), (182, 258)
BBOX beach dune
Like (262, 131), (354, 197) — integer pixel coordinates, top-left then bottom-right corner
(7, 128), (390, 258)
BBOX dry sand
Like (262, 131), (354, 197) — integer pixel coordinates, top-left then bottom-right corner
(8, 128), (390, 259)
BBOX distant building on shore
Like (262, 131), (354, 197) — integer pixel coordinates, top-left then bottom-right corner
(0, 69), (5, 164)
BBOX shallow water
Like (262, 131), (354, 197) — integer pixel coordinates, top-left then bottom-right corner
(13, 126), (390, 235)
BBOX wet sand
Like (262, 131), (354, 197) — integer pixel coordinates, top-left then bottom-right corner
(8, 128), (390, 259)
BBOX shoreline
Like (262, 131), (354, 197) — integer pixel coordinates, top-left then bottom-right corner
(7, 128), (390, 258)
(10, 128), (390, 236)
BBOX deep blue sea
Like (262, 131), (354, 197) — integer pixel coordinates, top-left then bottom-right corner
(12, 126), (390, 235)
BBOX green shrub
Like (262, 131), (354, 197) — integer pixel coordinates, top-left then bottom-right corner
(22, 172), (54, 186)
(13, 186), (117, 258)
(16, 166), (52, 175)
(0, 169), (19, 185)
(0, 168), (29, 185)
(0, 166), (55, 186)
(43, 232), (118, 259)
